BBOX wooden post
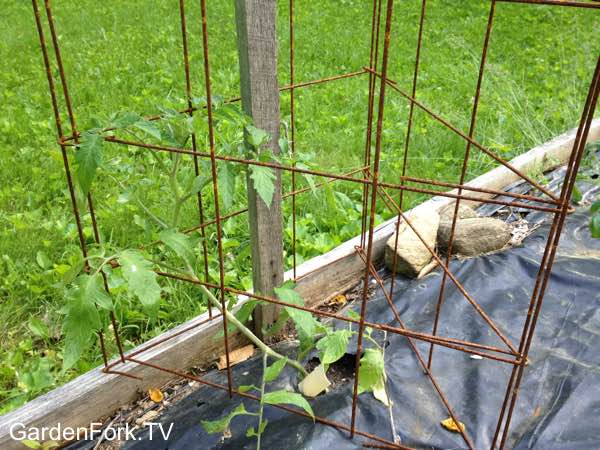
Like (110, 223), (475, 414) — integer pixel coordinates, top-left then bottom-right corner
(234, 0), (284, 339)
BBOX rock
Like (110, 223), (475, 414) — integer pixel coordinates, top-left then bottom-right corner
(438, 202), (479, 222)
(437, 217), (512, 256)
(385, 208), (440, 277)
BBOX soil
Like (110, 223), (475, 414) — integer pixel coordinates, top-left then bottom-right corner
(304, 353), (356, 391)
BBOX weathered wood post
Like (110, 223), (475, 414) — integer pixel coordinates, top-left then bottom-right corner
(234, 0), (284, 339)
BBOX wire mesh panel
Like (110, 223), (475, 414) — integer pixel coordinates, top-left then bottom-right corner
(31, 0), (600, 448)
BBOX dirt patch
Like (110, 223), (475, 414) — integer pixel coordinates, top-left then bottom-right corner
(305, 353), (356, 391)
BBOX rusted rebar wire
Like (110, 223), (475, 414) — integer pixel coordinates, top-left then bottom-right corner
(179, 0), (211, 319)
(364, 67), (560, 203)
(401, 175), (559, 206)
(34, 0), (125, 366)
(181, 166), (368, 235)
(389, 0), (428, 303)
(355, 247), (476, 449)
(58, 69), (368, 144)
(101, 136), (562, 214)
(154, 270), (519, 362)
(125, 356), (414, 450)
(198, 0), (233, 396)
(494, 56), (600, 450)
(361, 0), (383, 248)
(428, 0), (497, 370)
(351, 0), (396, 439)
(374, 183), (519, 356)
(289, 0), (298, 279)
(497, 0), (600, 8)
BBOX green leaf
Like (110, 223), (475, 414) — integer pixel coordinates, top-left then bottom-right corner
(75, 132), (104, 195)
(133, 119), (161, 140)
(357, 348), (385, 395)
(264, 357), (288, 382)
(246, 125), (270, 148)
(159, 229), (195, 266)
(274, 285), (318, 342)
(263, 390), (314, 419)
(265, 308), (290, 336)
(28, 317), (50, 340)
(572, 184), (582, 203)
(215, 300), (260, 338)
(278, 136), (290, 155)
(218, 163), (235, 210)
(591, 212), (600, 238)
(201, 403), (249, 434)
(246, 420), (268, 437)
(36, 251), (52, 270)
(21, 440), (41, 449)
(249, 165), (276, 208)
(189, 174), (211, 197)
(316, 329), (352, 365)
(591, 199), (600, 214)
(62, 275), (104, 370)
(119, 250), (161, 318)
(237, 384), (258, 393)
(347, 309), (360, 321)
(111, 111), (142, 128)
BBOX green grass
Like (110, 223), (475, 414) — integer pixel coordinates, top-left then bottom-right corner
(0, 0), (598, 413)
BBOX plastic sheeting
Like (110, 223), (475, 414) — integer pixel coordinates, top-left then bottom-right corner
(112, 201), (600, 450)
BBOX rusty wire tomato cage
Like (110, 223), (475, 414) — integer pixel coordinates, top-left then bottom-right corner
(31, 0), (599, 448)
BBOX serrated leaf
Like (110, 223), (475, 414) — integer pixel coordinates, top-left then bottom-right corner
(357, 348), (385, 395)
(246, 125), (270, 149)
(119, 250), (161, 318)
(246, 419), (268, 437)
(133, 119), (161, 140)
(111, 111), (142, 128)
(201, 403), (249, 434)
(591, 212), (600, 238)
(263, 390), (314, 419)
(218, 163), (235, 210)
(62, 275), (103, 370)
(249, 165), (276, 208)
(159, 229), (195, 266)
(274, 285), (318, 350)
(316, 329), (352, 365)
(215, 300), (260, 339)
(237, 384), (258, 393)
(75, 132), (104, 195)
(346, 309), (361, 321)
(189, 174), (211, 197)
(28, 317), (50, 340)
(264, 357), (288, 382)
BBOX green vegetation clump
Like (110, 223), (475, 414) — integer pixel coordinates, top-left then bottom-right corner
(0, 0), (598, 413)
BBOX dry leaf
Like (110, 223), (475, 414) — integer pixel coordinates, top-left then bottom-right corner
(331, 294), (347, 306)
(441, 417), (466, 433)
(217, 344), (254, 370)
(148, 387), (164, 403)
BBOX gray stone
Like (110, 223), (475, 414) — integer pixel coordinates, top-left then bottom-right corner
(438, 202), (479, 222)
(437, 217), (512, 256)
(385, 208), (440, 278)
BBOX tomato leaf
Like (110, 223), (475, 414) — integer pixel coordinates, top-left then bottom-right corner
(246, 125), (270, 149)
(218, 163), (236, 210)
(264, 357), (288, 382)
(357, 348), (385, 395)
(316, 329), (352, 365)
(62, 275), (104, 370)
(249, 165), (276, 208)
(263, 390), (314, 419)
(75, 132), (104, 195)
(201, 403), (249, 434)
(119, 250), (161, 318)
(133, 119), (161, 140)
(159, 229), (195, 266)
